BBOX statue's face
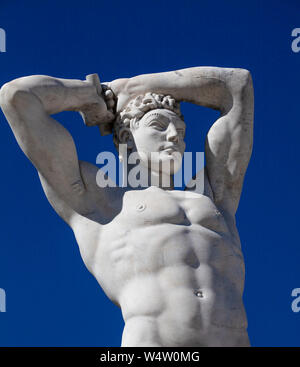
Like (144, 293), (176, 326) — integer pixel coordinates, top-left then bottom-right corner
(131, 109), (186, 174)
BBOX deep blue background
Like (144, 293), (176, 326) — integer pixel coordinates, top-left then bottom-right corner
(0, 0), (299, 346)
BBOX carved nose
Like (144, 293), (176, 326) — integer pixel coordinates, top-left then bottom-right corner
(168, 134), (179, 143)
(167, 124), (179, 143)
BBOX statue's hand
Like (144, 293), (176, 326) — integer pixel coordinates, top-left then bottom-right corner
(79, 74), (116, 131)
(101, 83), (117, 116)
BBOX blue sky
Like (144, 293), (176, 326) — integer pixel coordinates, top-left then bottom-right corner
(0, 0), (299, 346)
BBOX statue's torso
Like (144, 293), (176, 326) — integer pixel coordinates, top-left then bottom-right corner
(74, 186), (249, 347)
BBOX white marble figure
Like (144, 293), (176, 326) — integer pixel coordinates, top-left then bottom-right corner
(0, 67), (254, 346)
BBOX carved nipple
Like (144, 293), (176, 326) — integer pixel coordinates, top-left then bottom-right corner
(194, 290), (204, 298)
(136, 203), (146, 212)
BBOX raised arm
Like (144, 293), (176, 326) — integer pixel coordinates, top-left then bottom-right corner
(0, 74), (115, 223)
(109, 67), (254, 215)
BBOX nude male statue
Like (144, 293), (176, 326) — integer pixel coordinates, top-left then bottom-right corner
(0, 66), (253, 347)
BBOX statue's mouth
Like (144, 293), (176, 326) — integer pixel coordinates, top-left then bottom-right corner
(160, 145), (182, 156)
(160, 144), (179, 152)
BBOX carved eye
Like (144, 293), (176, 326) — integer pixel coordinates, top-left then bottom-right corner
(150, 121), (166, 130)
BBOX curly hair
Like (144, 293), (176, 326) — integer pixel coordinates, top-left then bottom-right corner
(113, 92), (183, 150)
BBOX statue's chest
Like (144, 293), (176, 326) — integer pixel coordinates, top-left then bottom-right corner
(110, 187), (228, 234)
(120, 187), (189, 227)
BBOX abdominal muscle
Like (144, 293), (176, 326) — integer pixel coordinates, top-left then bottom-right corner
(95, 223), (249, 347)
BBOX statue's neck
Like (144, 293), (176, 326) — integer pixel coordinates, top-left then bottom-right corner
(121, 161), (174, 190)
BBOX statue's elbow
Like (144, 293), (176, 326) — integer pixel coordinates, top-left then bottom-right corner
(1, 81), (20, 107)
(234, 68), (253, 91)
(229, 69), (254, 107)
(0, 79), (32, 111)
(0, 82), (12, 109)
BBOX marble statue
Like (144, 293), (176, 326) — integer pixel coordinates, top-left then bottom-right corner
(0, 66), (254, 347)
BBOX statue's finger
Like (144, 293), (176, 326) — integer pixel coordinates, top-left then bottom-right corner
(105, 90), (114, 99)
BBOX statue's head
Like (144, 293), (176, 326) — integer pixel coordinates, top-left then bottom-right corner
(113, 93), (186, 175)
